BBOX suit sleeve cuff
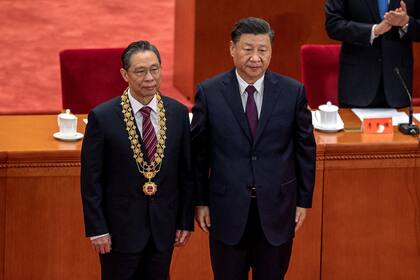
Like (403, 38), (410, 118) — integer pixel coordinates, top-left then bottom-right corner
(370, 24), (378, 45)
(89, 233), (110, 240)
(399, 22), (409, 38)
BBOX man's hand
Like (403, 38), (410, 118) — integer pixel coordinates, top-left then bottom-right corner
(91, 235), (112, 254)
(374, 20), (392, 36)
(295, 207), (307, 232)
(384, 1), (410, 27)
(195, 206), (211, 233)
(174, 230), (192, 247)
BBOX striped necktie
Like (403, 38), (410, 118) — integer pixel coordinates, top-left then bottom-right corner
(140, 106), (157, 162)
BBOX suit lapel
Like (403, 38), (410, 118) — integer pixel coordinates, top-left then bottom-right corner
(253, 72), (281, 146)
(222, 70), (253, 143)
(364, 0), (381, 22)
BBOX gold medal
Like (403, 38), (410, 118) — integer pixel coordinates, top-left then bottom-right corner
(142, 181), (158, 196)
(121, 88), (166, 197)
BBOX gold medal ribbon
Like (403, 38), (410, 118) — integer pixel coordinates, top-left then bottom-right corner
(121, 88), (167, 196)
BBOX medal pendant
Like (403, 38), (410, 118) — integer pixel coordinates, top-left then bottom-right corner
(143, 181), (157, 196)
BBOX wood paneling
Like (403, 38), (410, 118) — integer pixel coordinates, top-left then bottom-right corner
(0, 152), (7, 280)
(4, 173), (99, 280)
(322, 158), (420, 280)
(174, 0), (420, 100)
(0, 113), (419, 279)
(174, 0), (196, 102)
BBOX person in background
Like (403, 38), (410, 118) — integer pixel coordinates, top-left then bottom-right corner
(325, 0), (420, 108)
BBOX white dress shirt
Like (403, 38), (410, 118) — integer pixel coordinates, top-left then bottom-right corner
(235, 70), (264, 118)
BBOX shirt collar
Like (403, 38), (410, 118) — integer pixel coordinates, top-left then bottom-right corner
(127, 88), (158, 114)
(235, 69), (265, 95)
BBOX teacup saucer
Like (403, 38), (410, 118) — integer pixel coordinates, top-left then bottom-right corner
(313, 123), (344, 132)
(312, 111), (344, 132)
(53, 132), (84, 141)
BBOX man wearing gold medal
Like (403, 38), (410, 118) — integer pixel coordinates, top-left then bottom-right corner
(81, 40), (194, 280)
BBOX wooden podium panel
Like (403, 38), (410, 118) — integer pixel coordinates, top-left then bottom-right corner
(4, 165), (99, 280)
(322, 153), (420, 279)
(0, 116), (97, 280)
(0, 111), (419, 280)
(315, 109), (420, 280)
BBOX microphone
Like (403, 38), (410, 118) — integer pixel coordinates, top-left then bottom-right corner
(393, 68), (419, 135)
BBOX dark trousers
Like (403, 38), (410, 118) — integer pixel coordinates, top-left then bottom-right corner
(99, 238), (173, 280)
(210, 199), (293, 280)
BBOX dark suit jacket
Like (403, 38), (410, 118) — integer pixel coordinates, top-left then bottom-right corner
(191, 69), (316, 246)
(325, 0), (420, 108)
(81, 95), (194, 253)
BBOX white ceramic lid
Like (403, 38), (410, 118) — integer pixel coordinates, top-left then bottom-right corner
(58, 109), (77, 120)
(318, 101), (338, 112)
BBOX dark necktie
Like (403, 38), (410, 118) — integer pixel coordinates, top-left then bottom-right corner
(140, 106), (157, 162)
(245, 85), (258, 140)
(378, 0), (388, 20)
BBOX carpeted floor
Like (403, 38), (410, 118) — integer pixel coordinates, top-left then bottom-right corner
(0, 0), (178, 114)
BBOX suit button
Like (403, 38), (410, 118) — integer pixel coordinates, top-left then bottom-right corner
(378, 58), (382, 62)
(252, 156), (257, 161)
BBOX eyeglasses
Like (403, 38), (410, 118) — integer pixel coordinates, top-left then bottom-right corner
(130, 66), (160, 77)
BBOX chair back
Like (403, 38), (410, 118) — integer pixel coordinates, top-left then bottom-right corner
(60, 48), (126, 113)
(300, 44), (340, 108)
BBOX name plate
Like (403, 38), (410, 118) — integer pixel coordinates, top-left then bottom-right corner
(362, 117), (393, 134)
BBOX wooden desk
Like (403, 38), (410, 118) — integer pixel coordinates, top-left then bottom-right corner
(315, 110), (420, 280)
(0, 110), (419, 280)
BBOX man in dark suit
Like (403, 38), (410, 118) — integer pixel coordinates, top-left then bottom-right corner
(325, 0), (420, 108)
(191, 17), (316, 280)
(81, 40), (194, 280)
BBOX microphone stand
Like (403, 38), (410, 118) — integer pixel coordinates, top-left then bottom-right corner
(393, 68), (419, 135)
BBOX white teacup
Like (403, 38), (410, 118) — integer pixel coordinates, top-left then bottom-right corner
(57, 109), (77, 136)
(317, 101), (338, 128)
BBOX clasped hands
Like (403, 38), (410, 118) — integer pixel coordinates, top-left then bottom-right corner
(374, 0), (410, 36)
